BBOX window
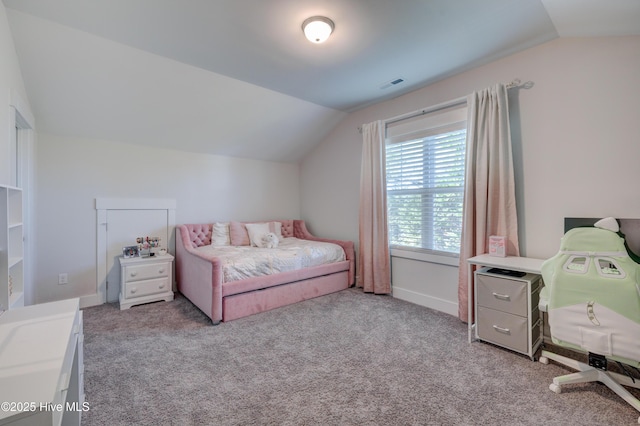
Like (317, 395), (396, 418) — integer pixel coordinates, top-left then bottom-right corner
(386, 111), (466, 256)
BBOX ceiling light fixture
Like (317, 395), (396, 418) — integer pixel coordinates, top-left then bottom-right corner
(302, 16), (334, 44)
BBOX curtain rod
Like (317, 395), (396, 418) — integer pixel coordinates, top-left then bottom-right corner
(358, 78), (529, 133)
(384, 95), (467, 127)
(357, 96), (466, 134)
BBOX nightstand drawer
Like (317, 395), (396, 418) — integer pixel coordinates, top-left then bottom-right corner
(125, 261), (170, 282)
(124, 277), (170, 299)
(476, 273), (528, 316)
(477, 306), (528, 353)
(119, 254), (174, 310)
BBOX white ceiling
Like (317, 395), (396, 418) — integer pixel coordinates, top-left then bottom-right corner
(4, 0), (640, 162)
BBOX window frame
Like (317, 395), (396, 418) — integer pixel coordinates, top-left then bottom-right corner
(385, 119), (467, 261)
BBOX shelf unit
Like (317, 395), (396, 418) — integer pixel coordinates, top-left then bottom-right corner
(474, 267), (542, 360)
(467, 254), (544, 344)
(0, 185), (24, 311)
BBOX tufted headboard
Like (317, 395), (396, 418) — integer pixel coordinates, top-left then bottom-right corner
(182, 220), (296, 248)
(184, 223), (212, 247)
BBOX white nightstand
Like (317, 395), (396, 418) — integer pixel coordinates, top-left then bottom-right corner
(118, 254), (174, 310)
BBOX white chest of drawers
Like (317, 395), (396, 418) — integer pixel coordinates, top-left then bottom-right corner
(474, 267), (542, 360)
(119, 254), (174, 310)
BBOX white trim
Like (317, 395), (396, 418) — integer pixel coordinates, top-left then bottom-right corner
(95, 209), (107, 304)
(79, 293), (103, 309)
(8, 89), (35, 306)
(94, 198), (176, 305)
(95, 198), (177, 210)
(387, 120), (467, 144)
(390, 248), (459, 267)
(392, 287), (458, 316)
(9, 89), (35, 129)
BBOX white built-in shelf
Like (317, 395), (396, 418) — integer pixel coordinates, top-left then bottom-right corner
(1, 185), (24, 312)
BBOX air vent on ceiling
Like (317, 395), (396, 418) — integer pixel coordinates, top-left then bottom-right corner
(380, 77), (405, 90)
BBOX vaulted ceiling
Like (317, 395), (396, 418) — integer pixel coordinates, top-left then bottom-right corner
(4, 0), (640, 162)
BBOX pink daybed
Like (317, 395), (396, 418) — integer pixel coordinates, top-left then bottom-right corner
(176, 220), (355, 324)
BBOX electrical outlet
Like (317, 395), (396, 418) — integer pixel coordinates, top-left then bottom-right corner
(58, 273), (68, 285)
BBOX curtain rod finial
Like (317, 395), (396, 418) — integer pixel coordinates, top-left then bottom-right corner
(506, 79), (521, 88)
(506, 79), (534, 90)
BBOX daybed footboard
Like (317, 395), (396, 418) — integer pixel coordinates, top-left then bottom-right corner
(176, 225), (223, 324)
(175, 220), (355, 324)
(293, 220), (355, 286)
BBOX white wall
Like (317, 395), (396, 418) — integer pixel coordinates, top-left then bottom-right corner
(6, 8), (345, 164)
(0, 4), (30, 184)
(300, 36), (640, 316)
(35, 133), (300, 304)
(0, 3), (37, 306)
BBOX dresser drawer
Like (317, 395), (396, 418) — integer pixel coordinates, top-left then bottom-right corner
(124, 277), (171, 299)
(51, 308), (82, 426)
(125, 261), (170, 282)
(476, 273), (528, 316)
(477, 306), (528, 353)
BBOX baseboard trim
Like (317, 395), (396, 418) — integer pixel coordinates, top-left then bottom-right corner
(392, 287), (458, 317)
(80, 293), (103, 309)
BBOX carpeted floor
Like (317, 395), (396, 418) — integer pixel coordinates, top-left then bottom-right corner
(80, 288), (639, 425)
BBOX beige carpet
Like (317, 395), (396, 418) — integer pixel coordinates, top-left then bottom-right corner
(80, 288), (639, 425)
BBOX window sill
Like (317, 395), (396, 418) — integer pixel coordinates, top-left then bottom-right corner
(390, 248), (459, 267)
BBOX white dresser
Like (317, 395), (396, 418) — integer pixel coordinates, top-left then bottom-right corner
(0, 298), (85, 425)
(119, 254), (174, 310)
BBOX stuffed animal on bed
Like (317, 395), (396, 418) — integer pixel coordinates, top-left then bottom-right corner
(261, 232), (279, 248)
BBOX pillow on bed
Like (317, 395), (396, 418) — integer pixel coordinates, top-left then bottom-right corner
(245, 223), (271, 247)
(269, 221), (283, 240)
(229, 221), (250, 246)
(210, 222), (230, 246)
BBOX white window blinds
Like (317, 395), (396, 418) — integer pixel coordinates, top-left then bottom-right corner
(385, 106), (467, 255)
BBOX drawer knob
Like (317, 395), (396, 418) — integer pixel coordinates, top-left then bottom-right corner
(130, 271), (138, 277)
(130, 287), (137, 294)
(492, 325), (511, 334)
(492, 292), (510, 301)
(158, 268), (165, 274)
(159, 284), (165, 289)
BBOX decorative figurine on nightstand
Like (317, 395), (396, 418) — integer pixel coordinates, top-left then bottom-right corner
(488, 235), (506, 257)
(122, 245), (139, 258)
(136, 236), (161, 257)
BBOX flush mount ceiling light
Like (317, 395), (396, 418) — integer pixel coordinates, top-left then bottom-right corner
(302, 16), (335, 43)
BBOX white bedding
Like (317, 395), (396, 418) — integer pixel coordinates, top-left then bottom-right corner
(196, 237), (345, 283)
